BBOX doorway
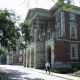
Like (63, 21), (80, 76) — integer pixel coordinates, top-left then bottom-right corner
(47, 46), (51, 66)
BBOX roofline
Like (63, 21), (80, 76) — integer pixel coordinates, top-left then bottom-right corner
(25, 3), (80, 21)
(25, 8), (49, 20)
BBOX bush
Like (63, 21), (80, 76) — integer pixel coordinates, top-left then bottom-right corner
(72, 63), (80, 71)
(51, 68), (74, 74)
(0, 47), (5, 55)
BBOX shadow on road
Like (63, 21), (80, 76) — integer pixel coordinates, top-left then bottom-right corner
(0, 69), (29, 80)
(24, 77), (44, 80)
(0, 67), (45, 80)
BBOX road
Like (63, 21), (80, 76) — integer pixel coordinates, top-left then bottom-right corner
(0, 65), (79, 80)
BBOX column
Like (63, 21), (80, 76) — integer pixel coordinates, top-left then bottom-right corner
(31, 49), (34, 68)
(26, 51), (29, 67)
(29, 50), (32, 68)
(34, 48), (36, 68)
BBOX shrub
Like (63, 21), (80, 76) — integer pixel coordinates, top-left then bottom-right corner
(51, 68), (74, 74)
(72, 63), (80, 71)
(0, 47), (5, 55)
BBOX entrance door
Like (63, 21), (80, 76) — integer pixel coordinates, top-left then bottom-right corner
(48, 47), (51, 67)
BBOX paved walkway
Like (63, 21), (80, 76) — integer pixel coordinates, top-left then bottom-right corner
(0, 65), (80, 80)
(28, 68), (80, 80)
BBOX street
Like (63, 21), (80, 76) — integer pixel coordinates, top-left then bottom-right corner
(0, 65), (79, 80)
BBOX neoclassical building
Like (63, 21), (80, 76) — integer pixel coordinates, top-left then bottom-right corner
(25, 5), (80, 69)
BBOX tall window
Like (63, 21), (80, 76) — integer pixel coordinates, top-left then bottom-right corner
(70, 22), (77, 39)
(56, 13), (61, 22)
(55, 22), (61, 38)
(70, 13), (76, 21)
(61, 11), (65, 37)
(70, 43), (78, 59)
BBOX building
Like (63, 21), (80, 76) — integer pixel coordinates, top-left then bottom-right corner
(10, 37), (24, 65)
(25, 4), (80, 69)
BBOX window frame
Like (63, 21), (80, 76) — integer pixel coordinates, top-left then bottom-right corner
(56, 13), (61, 22)
(70, 22), (77, 39)
(70, 43), (78, 59)
(70, 13), (76, 21)
(55, 22), (61, 38)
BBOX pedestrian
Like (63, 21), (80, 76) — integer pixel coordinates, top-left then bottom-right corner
(45, 61), (50, 74)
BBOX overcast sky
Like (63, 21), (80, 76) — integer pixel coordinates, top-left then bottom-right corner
(0, 0), (80, 22)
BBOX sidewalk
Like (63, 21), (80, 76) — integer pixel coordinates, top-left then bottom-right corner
(28, 68), (80, 80)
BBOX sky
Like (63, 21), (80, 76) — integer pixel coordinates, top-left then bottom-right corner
(0, 0), (80, 22)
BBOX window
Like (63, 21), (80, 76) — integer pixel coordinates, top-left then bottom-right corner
(70, 22), (77, 38)
(70, 43), (78, 59)
(56, 13), (61, 22)
(19, 50), (22, 55)
(61, 11), (65, 37)
(70, 13), (76, 21)
(55, 22), (61, 38)
(19, 57), (22, 62)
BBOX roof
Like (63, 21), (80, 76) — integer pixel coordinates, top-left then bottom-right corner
(26, 8), (50, 20)
(25, 3), (80, 21)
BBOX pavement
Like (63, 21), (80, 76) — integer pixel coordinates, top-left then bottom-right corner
(28, 68), (80, 80)
(0, 65), (80, 80)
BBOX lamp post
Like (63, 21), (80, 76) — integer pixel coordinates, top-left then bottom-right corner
(0, 30), (3, 64)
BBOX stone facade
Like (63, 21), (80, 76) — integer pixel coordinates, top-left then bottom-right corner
(25, 5), (80, 69)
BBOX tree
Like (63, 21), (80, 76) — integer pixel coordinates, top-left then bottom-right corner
(0, 9), (20, 54)
(20, 20), (31, 45)
(53, 0), (75, 11)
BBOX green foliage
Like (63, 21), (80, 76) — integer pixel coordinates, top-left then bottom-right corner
(0, 47), (5, 55)
(0, 9), (20, 50)
(20, 20), (31, 43)
(0, 72), (5, 80)
(56, 0), (64, 7)
(72, 63), (80, 71)
(19, 42), (26, 49)
(63, 4), (75, 11)
(54, 0), (75, 11)
(51, 68), (74, 74)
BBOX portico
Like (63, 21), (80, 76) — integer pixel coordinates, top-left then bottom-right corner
(26, 8), (55, 69)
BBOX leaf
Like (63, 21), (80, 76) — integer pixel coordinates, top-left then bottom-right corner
(63, 4), (75, 11)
